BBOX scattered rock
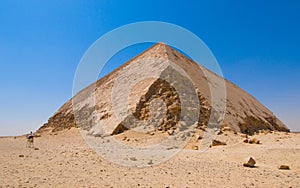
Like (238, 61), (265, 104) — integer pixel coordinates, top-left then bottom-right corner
(243, 157), (256, 168)
(129, 157), (137, 161)
(19, 154), (24, 158)
(193, 146), (199, 150)
(168, 103), (181, 112)
(211, 140), (226, 146)
(259, 129), (272, 134)
(279, 165), (290, 170)
(167, 130), (174, 135)
(198, 126), (206, 131)
(249, 138), (260, 144)
(243, 139), (249, 143)
(195, 135), (202, 140)
(222, 126), (231, 132)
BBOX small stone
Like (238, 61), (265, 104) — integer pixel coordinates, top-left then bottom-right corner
(150, 132), (155, 136)
(198, 126), (206, 131)
(249, 138), (260, 144)
(34, 148), (39, 150)
(130, 157), (137, 161)
(222, 126), (231, 132)
(167, 130), (174, 135)
(147, 160), (153, 165)
(279, 165), (290, 170)
(195, 135), (202, 140)
(19, 154), (24, 158)
(241, 134), (248, 138)
(193, 146), (199, 150)
(211, 140), (226, 146)
(243, 139), (249, 143)
(243, 157), (256, 168)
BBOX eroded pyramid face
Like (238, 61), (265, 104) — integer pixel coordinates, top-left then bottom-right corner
(71, 57), (202, 166)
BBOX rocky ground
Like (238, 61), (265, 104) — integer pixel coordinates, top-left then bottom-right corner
(0, 128), (299, 187)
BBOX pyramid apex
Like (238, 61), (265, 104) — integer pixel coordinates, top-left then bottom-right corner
(135, 42), (182, 61)
(148, 42), (169, 50)
(157, 41), (166, 45)
(155, 42), (171, 49)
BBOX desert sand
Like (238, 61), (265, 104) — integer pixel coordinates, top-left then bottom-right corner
(1, 128), (299, 187)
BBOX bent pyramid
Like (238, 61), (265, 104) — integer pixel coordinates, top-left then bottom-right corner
(38, 43), (289, 135)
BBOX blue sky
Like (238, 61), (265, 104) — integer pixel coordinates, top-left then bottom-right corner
(0, 0), (299, 135)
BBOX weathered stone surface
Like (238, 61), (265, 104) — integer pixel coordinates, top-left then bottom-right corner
(211, 140), (227, 146)
(193, 146), (199, 150)
(279, 165), (290, 170)
(222, 126), (231, 132)
(249, 138), (260, 144)
(243, 157), (256, 168)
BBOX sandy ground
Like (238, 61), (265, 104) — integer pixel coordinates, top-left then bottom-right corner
(0, 128), (299, 187)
